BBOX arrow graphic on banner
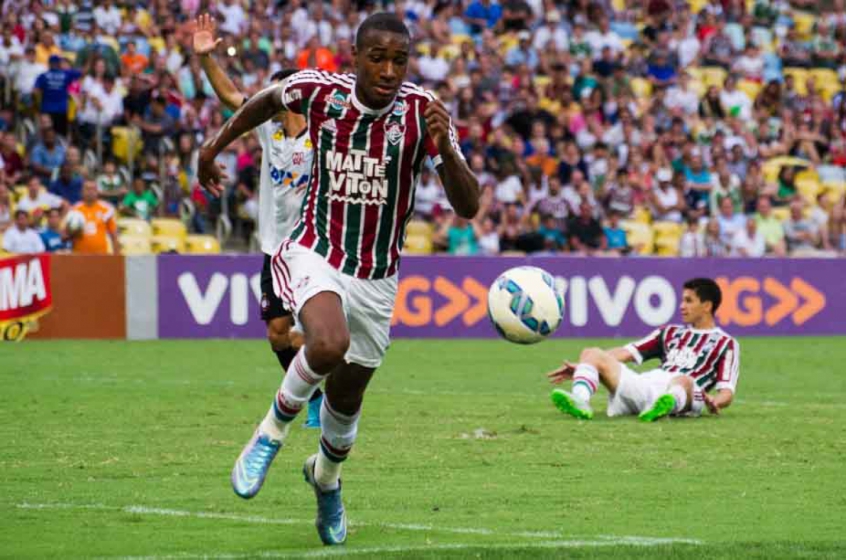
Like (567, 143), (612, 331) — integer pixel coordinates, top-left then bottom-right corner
(433, 277), (488, 327)
(717, 276), (826, 327)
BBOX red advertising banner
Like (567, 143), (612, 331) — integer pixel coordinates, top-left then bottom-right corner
(0, 254), (53, 341)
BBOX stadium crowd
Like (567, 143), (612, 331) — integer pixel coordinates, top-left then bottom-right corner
(1, 0), (846, 258)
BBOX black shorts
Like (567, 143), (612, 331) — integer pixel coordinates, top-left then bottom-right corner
(261, 254), (293, 322)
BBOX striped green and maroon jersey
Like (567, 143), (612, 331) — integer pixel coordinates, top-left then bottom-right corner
(624, 325), (740, 393)
(277, 69), (463, 279)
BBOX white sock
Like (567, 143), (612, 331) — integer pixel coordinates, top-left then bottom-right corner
(670, 384), (688, 414)
(259, 405), (292, 443)
(572, 364), (599, 403)
(315, 451), (342, 491)
(315, 399), (360, 491)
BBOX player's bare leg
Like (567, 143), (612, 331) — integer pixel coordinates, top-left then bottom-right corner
(232, 293), (346, 500)
(303, 362), (374, 546)
(640, 376), (694, 422)
(550, 347), (623, 420)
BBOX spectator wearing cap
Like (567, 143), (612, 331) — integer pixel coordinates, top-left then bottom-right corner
(650, 168), (685, 223)
(2, 210), (45, 254)
(33, 55), (82, 136)
(29, 127), (66, 182)
(505, 31), (538, 70)
(533, 10), (568, 52)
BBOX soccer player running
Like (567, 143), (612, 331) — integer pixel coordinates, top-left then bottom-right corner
(197, 13), (479, 546)
(548, 278), (739, 421)
(191, 14), (323, 428)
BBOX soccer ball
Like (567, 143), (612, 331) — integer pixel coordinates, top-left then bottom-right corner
(487, 266), (564, 344)
(64, 210), (86, 235)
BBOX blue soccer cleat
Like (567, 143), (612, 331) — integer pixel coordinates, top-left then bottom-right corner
(303, 454), (347, 545)
(304, 392), (322, 429)
(231, 430), (281, 499)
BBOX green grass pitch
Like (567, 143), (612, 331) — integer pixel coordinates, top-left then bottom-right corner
(2, 338), (846, 559)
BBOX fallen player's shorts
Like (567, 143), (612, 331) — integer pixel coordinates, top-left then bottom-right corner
(606, 366), (672, 417)
(270, 240), (397, 369)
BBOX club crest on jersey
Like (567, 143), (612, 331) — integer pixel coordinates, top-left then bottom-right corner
(386, 121), (405, 145)
(328, 91), (350, 111)
(293, 152), (305, 165)
(391, 99), (408, 117)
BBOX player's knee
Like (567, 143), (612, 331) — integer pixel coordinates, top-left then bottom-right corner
(308, 331), (350, 371)
(579, 347), (606, 366)
(673, 375), (694, 391)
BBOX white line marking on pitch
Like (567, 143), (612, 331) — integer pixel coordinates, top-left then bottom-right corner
(110, 539), (702, 560)
(16, 502), (701, 546)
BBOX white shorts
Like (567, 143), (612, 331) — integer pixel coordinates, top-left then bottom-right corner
(606, 366), (672, 417)
(271, 241), (397, 369)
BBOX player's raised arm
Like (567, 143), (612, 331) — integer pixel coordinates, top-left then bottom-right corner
(424, 99), (480, 219)
(192, 13), (245, 111)
(197, 84), (286, 195)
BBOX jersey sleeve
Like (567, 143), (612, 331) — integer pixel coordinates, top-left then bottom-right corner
(278, 70), (325, 115)
(714, 338), (740, 393)
(624, 327), (666, 365)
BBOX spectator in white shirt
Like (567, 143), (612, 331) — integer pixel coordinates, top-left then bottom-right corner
(93, 0), (122, 35)
(679, 216), (707, 257)
(0, 28), (23, 73)
(665, 72), (700, 116)
(494, 164), (525, 205)
(217, 0), (247, 36)
(417, 47), (450, 83)
(731, 44), (765, 82)
(14, 47), (47, 98)
(731, 216), (766, 257)
(716, 196), (746, 246)
(2, 210), (46, 254)
(719, 75), (752, 120)
(585, 16), (624, 60)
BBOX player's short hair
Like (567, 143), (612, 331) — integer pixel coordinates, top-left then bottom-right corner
(683, 278), (722, 314)
(355, 12), (410, 50)
(270, 69), (298, 83)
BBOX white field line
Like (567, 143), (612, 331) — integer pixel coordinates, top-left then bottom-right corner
(108, 538), (702, 560)
(16, 502), (701, 547)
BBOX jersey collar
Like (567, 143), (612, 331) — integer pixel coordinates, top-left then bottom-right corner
(351, 80), (395, 118)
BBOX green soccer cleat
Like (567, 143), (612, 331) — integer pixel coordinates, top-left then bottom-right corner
(639, 394), (676, 422)
(550, 389), (594, 420)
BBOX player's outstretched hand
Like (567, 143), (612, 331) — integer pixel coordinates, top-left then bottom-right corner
(702, 392), (720, 415)
(547, 361), (577, 384)
(197, 147), (229, 197)
(192, 13), (222, 56)
(423, 98), (453, 154)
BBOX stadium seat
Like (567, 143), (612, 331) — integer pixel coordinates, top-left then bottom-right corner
(405, 220), (434, 237)
(118, 218), (152, 238)
(185, 234), (221, 254)
(111, 126), (144, 163)
(630, 77), (652, 99)
(13, 185), (27, 202)
(796, 177), (822, 204)
(611, 0), (626, 12)
(771, 207), (790, 222)
(823, 180), (846, 200)
(151, 235), (186, 254)
(810, 68), (839, 88)
(654, 235), (681, 256)
(700, 67), (728, 88)
(792, 11), (815, 40)
(737, 79), (762, 101)
(688, 0), (708, 14)
(119, 234), (153, 256)
(621, 220), (654, 255)
(632, 206), (652, 225)
(403, 234), (433, 255)
(784, 68), (809, 94)
(151, 218), (187, 239)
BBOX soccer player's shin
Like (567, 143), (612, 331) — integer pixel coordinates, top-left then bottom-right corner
(260, 348), (325, 441)
(315, 399), (359, 491)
